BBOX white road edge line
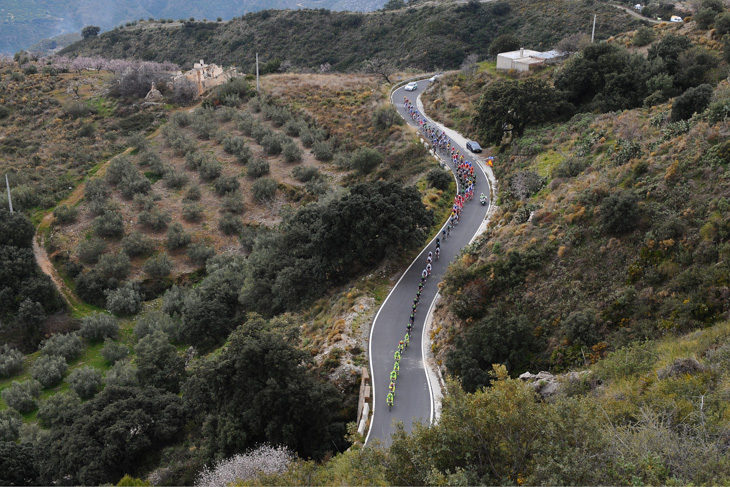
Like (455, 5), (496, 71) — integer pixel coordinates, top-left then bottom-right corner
(364, 78), (457, 447)
(422, 291), (440, 423)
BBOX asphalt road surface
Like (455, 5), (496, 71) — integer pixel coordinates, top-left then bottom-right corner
(365, 78), (491, 447)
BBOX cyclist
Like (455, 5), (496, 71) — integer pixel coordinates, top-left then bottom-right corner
(389, 380), (396, 394)
(404, 333), (410, 347)
(398, 340), (405, 353)
(426, 263), (432, 276)
(390, 368), (398, 382)
(421, 269), (428, 280)
(387, 391), (394, 410)
(406, 322), (413, 334)
(435, 247), (440, 260)
(436, 237), (441, 248)
(394, 361), (400, 373)
(394, 350), (401, 361)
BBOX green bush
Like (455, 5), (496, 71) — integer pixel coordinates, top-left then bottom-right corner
(489, 33), (520, 56)
(133, 193), (157, 211)
(182, 202), (204, 222)
(282, 142), (303, 163)
(252, 177), (278, 202)
(0, 409), (21, 442)
(95, 252), (131, 280)
(426, 168), (452, 190)
(312, 140), (333, 161)
(121, 231), (155, 257)
(187, 243), (216, 265)
(67, 366), (103, 399)
(30, 355), (67, 388)
(79, 312), (119, 342)
(166, 223), (191, 249)
(247, 158), (270, 178)
(372, 105), (403, 130)
(143, 252), (173, 278)
(105, 283), (142, 315)
(135, 331), (185, 392)
(632, 26), (655, 46)
(93, 208), (125, 237)
(1, 380), (41, 413)
(134, 310), (180, 341)
(214, 176), (240, 195)
(138, 149), (165, 175)
(672, 84), (713, 121)
(163, 168), (189, 189)
(76, 237), (107, 264)
(100, 339), (128, 364)
(170, 112), (192, 127)
(292, 166), (320, 182)
(350, 147), (383, 174)
(221, 191), (245, 213)
(162, 285), (187, 316)
(694, 8), (718, 29)
(0, 345), (24, 378)
(138, 208), (171, 231)
(300, 126), (325, 148)
(716, 12), (730, 35)
(198, 157), (222, 181)
(284, 119), (304, 137)
(37, 391), (80, 427)
(40, 332), (83, 360)
(53, 204), (78, 224)
(219, 213), (244, 235)
(261, 133), (284, 155)
(600, 190), (640, 235)
(103, 361), (139, 387)
(184, 184), (202, 201)
(552, 157), (588, 178)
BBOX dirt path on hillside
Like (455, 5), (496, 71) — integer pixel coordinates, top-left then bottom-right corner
(610, 3), (662, 24)
(32, 105), (197, 311)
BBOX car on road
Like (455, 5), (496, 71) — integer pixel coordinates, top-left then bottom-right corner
(466, 141), (482, 153)
(404, 82), (418, 91)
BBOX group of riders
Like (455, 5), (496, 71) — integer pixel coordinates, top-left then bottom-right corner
(387, 97), (486, 411)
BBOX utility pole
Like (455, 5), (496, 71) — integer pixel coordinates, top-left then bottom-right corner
(5, 174), (13, 213)
(591, 14), (597, 43)
(256, 52), (259, 93)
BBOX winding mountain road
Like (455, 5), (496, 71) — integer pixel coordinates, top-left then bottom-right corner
(365, 78), (492, 446)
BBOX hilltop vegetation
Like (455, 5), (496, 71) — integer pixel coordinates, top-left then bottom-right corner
(60, 0), (642, 72)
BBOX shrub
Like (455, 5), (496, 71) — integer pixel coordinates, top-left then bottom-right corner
(67, 366), (103, 399)
(121, 231), (155, 257)
(372, 105), (403, 130)
(119, 174), (151, 200)
(214, 176), (240, 195)
(162, 285), (187, 316)
(716, 12), (730, 35)
(552, 157), (588, 178)
(95, 252), (131, 280)
(31, 355), (68, 388)
(426, 168), (452, 190)
(671, 84), (713, 121)
(170, 112), (192, 127)
(37, 391), (81, 427)
(198, 158), (222, 181)
(632, 26), (655, 46)
(166, 223), (192, 250)
(135, 310), (180, 341)
(221, 191), (245, 213)
(138, 150), (165, 175)
(104, 362), (139, 388)
(0, 345), (24, 378)
(184, 184), (201, 201)
(106, 156), (136, 185)
(182, 202), (204, 222)
(292, 166), (320, 182)
(694, 8), (718, 29)
(187, 243), (215, 265)
(247, 158), (270, 178)
(282, 142), (303, 163)
(93, 208), (125, 237)
(84, 178), (110, 210)
(100, 339), (128, 364)
(163, 168), (189, 189)
(351, 147), (383, 174)
(53, 204), (78, 224)
(251, 124), (271, 144)
(300, 126), (325, 148)
(41, 332), (83, 360)
(143, 252), (173, 278)
(312, 140), (333, 161)
(561, 309), (599, 345)
(489, 33), (520, 56)
(284, 119), (304, 137)
(1, 380), (41, 413)
(79, 312), (119, 342)
(261, 133), (284, 155)
(138, 208), (171, 231)
(219, 214), (244, 235)
(106, 283), (143, 315)
(185, 151), (206, 171)
(76, 237), (107, 264)
(133, 193), (157, 211)
(191, 116), (217, 140)
(252, 177), (277, 203)
(600, 190), (640, 235)
(0, 409), (22, 442)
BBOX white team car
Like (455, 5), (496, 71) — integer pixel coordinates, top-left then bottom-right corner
(404, 82), (418, 91)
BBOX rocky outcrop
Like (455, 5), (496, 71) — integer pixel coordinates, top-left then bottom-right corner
(657, 357), (705, 380)
(519, 370), (591, 398)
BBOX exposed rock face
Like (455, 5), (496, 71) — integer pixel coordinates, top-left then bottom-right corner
(173, 59), (241, 96)
(519, 370), (590, 398)
(657, 357), (705, 380)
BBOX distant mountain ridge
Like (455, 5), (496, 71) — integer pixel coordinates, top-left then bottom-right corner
(0, 0), (388, 54)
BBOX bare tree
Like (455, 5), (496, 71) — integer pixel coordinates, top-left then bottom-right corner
(319, 62), (332, 73)
(555, 33), (590, 55)
(363, 56), (395, 83)
(461, 53), (480, 74)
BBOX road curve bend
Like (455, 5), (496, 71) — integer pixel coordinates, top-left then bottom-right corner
(365, 78), (492, 447)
